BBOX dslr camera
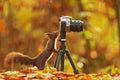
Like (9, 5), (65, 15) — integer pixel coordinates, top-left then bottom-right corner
(54, 16), (84, 74)
(59, 16), (83, 33)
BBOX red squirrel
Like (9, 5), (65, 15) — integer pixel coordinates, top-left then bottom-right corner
(4, 31), (58, 70)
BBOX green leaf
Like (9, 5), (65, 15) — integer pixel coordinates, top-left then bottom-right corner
(83, 30), (92, 39)
(22, 23), (32, 34)
(3, 2), (9, 18)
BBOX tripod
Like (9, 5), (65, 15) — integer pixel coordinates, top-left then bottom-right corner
(54, 22), (79, 74)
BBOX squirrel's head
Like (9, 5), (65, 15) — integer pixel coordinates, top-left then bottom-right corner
(46, 31), (58, 39)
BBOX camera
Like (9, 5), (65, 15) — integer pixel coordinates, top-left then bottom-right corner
(59, 16), (83, 32)
(54, 16), (83, 74)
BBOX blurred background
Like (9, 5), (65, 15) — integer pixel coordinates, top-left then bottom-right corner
(0, 0), (120, 73)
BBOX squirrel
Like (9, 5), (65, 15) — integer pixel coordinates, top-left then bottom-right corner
(4, 31), (58, 70)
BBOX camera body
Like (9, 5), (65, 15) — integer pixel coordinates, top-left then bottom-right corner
(59, 16), (83, 33)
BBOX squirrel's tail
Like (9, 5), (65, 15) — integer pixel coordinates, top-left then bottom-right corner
(4, 52), (34, 67)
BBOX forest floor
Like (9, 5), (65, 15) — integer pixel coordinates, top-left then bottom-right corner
(0, 67), (120, 80)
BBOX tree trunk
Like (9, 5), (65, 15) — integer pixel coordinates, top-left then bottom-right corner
(113, 0), (120, 52)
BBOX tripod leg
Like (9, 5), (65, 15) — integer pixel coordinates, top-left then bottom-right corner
(61, 53), (64, 71)
(65, 50), (79, 74)
(54, 50), (64, 70)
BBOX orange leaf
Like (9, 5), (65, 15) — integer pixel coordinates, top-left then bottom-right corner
(39, 0), (49, 6)
(0, 3), (3, 12)
(0, 19), (6, 32)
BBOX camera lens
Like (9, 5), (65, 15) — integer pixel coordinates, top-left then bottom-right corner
(70, 20), (83, 32)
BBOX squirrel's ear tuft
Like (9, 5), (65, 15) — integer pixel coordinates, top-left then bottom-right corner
(45, 31), (58, 39)
(45, 33), (52, 39)
(45, 33), (50, 36)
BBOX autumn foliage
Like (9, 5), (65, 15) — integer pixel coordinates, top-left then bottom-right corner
(1, 67), (120, 80)
(0, 0), (120, 74)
